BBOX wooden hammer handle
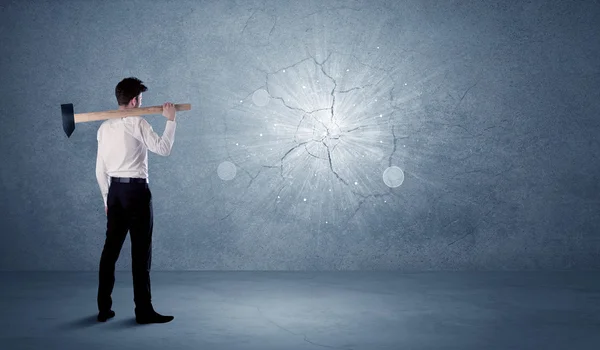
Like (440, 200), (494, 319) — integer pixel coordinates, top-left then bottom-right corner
(74, 103), (191, 123)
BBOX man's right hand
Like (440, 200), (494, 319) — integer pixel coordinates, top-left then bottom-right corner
(162, 102), (176, 121)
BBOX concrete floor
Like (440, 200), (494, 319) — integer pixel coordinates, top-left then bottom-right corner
(1, 271), (599, 350)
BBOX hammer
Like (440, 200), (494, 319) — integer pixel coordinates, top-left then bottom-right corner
(61, 103), (192, 137)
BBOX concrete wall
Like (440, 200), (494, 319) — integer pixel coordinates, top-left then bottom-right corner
(1, 0), (598, 270)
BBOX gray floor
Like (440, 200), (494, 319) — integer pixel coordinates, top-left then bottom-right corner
(1, 271), (599, 350)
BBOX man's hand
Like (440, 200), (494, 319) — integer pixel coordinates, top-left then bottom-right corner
(162, 102), (176, 121)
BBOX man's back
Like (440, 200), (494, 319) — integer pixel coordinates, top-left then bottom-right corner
(96, 116), (176, 207)
(98, 116), (149, 179)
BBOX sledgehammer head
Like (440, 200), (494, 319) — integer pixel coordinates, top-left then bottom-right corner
(61, 103), (75, 138)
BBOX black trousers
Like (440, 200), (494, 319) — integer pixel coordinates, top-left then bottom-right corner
(97, 179), (153, 314)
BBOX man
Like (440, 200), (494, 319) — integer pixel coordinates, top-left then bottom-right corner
(95, 77), (176, 324)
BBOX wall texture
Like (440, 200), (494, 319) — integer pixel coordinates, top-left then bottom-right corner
(0, 0), (598, 271)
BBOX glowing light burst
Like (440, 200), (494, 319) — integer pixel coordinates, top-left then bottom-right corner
(224, 52), (402, 226)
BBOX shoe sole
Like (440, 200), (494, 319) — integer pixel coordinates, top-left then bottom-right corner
(136, 317), (174, 324)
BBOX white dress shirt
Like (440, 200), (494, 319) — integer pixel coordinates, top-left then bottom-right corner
(96, 116), (176, 207)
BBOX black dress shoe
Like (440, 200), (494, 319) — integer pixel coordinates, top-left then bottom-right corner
(97, 310), (115, 322)
(135, 311), (174, 324)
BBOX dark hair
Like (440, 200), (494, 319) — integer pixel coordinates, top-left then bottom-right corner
(115, 77), (148, 106)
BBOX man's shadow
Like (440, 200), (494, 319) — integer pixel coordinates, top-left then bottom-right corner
(57, 315), (140, 330)
(106, 317), (139, 328)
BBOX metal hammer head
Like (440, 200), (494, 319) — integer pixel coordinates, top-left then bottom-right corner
(61, 103), (75, 138)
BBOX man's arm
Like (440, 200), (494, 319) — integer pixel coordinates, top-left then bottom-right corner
(139, 118), (176, 156)
(95, 130), (110, 208)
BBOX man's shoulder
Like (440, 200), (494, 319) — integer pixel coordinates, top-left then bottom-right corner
(98, 119), (114, 131)
(123, 116), (146, 123)
(97, 117), (139, 132)
(128, 117), (151, 129)
(101, 116), (146, 126)
(98, 117), (147, 136)
(98, 120), (108, 132)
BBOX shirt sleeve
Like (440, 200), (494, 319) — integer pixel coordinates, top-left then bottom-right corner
(95, 128), (110, 207)
(139, 118), (176, 156)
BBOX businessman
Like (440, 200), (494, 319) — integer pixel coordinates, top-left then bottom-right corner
(95, 77), (176, 324)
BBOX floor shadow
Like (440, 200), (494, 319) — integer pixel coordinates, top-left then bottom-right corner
(57, 315), (142, 330)
(56, 315), (98, 330)
(104, 317), (140, 328)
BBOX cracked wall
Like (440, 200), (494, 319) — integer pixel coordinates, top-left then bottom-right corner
(0, 0), (599, 270)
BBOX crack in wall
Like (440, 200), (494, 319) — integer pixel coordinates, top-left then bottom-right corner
(222, 47), (410, 226)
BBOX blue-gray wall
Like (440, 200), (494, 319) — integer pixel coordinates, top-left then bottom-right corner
(1, 0), (598, 271)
